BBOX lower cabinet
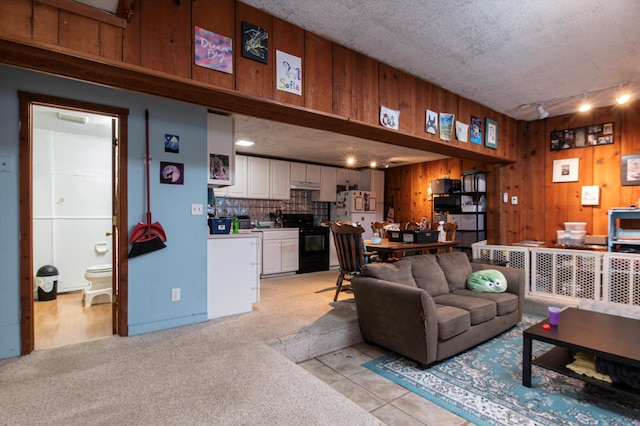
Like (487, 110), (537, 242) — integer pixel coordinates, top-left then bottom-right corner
(261, 229), (299, 276)
(207, 235), (260, 319)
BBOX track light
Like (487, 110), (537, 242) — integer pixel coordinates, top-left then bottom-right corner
(617, 92), (631, 105)
(536, 105), (549, 119)
(578, 94), (591, 112)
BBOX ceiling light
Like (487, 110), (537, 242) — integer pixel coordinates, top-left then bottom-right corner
(346, 156), (356, 166)
(617, 93), (631, 104)
(370, 161), (377, 168)
(235, 140), (254, 146)
(536, 105), (549, 119)
(56, 112), (88, 124)
(578, 94), (591, 112)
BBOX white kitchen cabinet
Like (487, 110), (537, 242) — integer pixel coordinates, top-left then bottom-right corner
(261, 229), (299, 276)
(290, 162), (321, 186)
(207, 235), (260, 319)
(360, 169), (384, 195)
(312, 166), (338, 202)
(336, 168), (361, 188)
(247, 156), (270, 199)
(207, 113), (235, 186)
(270, 159), (291, 200)
(213, 155), (247, 198)
(226, 155), (248, 198)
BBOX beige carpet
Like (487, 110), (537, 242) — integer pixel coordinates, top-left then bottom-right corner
(0, 271), (381, 425)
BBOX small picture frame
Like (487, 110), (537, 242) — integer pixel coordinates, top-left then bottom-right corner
(603, 122), (613, 135)
(622, 154), (640, 186)
(581, 185), (600, 205)
(241, 22), (268, 64)
(552, 158), (579, 183)
(485, 118), (498, 149)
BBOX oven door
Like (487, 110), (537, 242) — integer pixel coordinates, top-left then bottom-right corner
(297, 228), (330, 273)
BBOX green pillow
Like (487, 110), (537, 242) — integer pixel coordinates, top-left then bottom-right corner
(466, 270), (507, 293)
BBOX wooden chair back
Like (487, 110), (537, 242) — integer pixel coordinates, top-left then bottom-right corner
(443, 222), (457, 241)
(371, 221), (389, 238)
(331, 222), (365, 273)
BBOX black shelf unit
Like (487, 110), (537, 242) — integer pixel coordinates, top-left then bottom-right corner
(432, 172), (486, 251)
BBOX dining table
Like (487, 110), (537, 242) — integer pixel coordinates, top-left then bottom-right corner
(364, 238), (458, 258)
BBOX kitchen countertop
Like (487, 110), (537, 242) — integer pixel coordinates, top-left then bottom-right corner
(208, 232), (262, 239)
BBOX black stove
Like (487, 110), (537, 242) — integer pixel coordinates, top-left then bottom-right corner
(282, 214), (330, 273)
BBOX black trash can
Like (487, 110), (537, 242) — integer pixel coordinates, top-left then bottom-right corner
(36, 265), (59, 301)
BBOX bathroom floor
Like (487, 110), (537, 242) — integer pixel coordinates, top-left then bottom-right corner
(34, 292), (112, 350)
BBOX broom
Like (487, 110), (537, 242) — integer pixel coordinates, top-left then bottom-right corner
(128, 109), (167, 258)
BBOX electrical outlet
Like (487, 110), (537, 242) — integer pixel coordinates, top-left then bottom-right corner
(171, 288), (181, 301)
(191, 203), (203, 215)
(511, 196), (518, 205)
(503, 192), (509, 203)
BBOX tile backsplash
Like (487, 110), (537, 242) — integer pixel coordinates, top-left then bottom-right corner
(212, 190), (330, 222)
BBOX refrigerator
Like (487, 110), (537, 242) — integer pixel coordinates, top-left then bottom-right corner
(332, 190), (380, 240)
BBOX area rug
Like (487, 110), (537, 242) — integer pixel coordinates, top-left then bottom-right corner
(363, 315), (640, 426)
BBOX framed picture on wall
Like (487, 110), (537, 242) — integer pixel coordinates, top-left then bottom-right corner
(552, 158), (579, 183)
(622, 154), (640, 186)
(485, 118), (498, 149)
(581, 185), (600, 205)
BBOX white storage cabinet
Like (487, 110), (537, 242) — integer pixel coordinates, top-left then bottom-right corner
(261, 229), (299, 276)
(312, 166), (338, 203)
(207, 235), (260, 319)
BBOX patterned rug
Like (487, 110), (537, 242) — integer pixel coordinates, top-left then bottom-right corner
(363, 315), (640, 426)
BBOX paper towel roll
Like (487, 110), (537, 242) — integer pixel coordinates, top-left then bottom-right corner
(95, 242), (108, 254)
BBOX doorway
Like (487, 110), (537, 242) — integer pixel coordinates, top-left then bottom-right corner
(19, 92), (130, 354)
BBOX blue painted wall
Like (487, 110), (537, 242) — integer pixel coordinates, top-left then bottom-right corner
(0, 65), (209, 359)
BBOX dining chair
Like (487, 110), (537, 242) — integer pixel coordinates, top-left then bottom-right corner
(443, 222), (457, 252)
(371, 221), (389, 238)
(330, 222), (375, 301)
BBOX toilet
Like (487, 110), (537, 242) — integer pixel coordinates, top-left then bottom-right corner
(83, 264), (112, 308)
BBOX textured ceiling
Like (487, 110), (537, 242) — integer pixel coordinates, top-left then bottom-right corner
(234, 0), (640, 167)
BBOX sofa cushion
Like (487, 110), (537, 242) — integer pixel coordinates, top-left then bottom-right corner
(453, 289), (519, 316)
(436, 304), (470, 340)
(436, 252), (473, 292)
(433, 293), (496, 325)
(402, 254), (449, 296)
(361, 260), (417, 287)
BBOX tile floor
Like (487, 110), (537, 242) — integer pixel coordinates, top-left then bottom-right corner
(299, 343), (472, 425)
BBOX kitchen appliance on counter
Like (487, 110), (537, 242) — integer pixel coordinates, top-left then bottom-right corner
(282, 213), (329, 274)
(331, 190), (380, 240)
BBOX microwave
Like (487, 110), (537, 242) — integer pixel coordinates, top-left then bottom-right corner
(434, 195), (461, 213)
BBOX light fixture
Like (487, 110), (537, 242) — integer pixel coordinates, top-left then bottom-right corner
(617, 92), (631, 105)
(519, 81), (628, 119)
(56, 112), (88, 124)
(578, 94), (591, 112)
(370, 160), (377, 168)
(346, 156), (356, 167)
(536, 105), (549, 119)
(235, 140), (254, 147)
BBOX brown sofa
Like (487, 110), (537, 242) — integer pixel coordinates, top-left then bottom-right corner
(351, 252), (525, 367)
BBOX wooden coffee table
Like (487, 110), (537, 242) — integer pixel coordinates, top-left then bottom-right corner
(522, 307), (640, 398)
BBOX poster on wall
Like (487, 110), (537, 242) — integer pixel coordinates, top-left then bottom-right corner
(194, 26), (233, 74)
(160, 162), (184, 185)
(380, 106), (400, 130)
(276, 50), (302, 95)
(209, 154), (230, 181)
(425, 109), (438, 134)
(439, 113), (454, 141)
(164, 134), (180, 153)
(455, 121), (469, 142)
(241, 21), (268, 64)
(470, 116), (482, 144)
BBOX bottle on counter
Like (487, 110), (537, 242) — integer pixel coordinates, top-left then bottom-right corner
(232, 216), (239, 234)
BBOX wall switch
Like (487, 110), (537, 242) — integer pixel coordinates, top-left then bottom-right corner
(191, 203), (203, 215)
(171, 288), (181, 301)
(503, 192), (508, 203)
(511, 196), (518, 205)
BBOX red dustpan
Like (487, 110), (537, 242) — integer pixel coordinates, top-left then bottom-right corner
(128, 109), (166, 258)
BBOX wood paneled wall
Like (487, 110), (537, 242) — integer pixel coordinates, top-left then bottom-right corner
(387, 101), (640, 246)
(0, 0), (516, 165)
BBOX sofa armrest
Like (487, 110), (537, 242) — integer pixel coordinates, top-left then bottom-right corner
(471, 264), (526, 318)
(352, 277), (439, 365)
